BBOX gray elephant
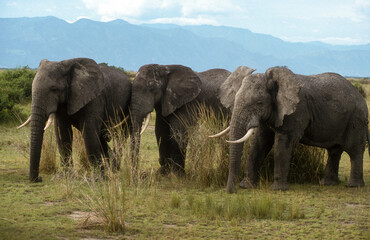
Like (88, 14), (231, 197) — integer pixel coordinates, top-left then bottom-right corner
(18, 58), (132, 182)
(216, 66), (368, 193)
(130, 64), (231, 175)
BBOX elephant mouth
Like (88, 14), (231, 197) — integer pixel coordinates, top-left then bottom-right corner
(18, 113), (55, 131)
(208, 126), (256, 144)
(227, 127), (256, 144)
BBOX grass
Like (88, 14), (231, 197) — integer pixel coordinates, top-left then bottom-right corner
(0, 79), (369, 239)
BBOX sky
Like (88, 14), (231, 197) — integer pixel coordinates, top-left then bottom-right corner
(1, 0), (370, 45)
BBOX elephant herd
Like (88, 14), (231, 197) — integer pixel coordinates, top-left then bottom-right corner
(18, 58), (368, 193)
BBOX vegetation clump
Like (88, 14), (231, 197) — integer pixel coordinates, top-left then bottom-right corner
(0, 67), (35, 123)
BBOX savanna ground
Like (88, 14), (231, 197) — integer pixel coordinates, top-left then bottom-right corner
(0, 78), (369, 240)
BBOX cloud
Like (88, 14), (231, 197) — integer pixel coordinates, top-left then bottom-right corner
(81, 0), (239, 24)
(6, 1), (17, 7)
(148, 15), (219, 26)
(65, 16), (91, 23)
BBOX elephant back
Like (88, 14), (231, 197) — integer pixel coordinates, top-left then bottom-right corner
(196, 68), (231, 115)
(99, 64), (132, 124)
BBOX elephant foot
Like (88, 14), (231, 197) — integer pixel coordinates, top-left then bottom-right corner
(30, 176), (42, 183)
(270, 181), (289, 191)
(239, 178), (257, 189)
(226, 185), (237, 194)
(346, 179), (365, 188)
(172, 166), (185, 177)
(157, 166), (171, 176)
(320, 177), (340, 186)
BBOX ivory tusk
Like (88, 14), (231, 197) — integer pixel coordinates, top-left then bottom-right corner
(208, 126), (230, 138)
(112, 115), (129, 129)
(17, 116), (31, 129)
(226, 128), (255, 144)
(140, 113), (151, 135)
(44, 113), (55, 130)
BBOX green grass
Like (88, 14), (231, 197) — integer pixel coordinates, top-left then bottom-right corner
(0, 79), (369, 239)
(1, 120), (369, 239)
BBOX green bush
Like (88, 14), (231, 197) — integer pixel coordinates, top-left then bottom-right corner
(0, 67), (35, 123)
(352, 82), (366, 98)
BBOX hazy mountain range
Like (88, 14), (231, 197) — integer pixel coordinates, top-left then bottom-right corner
(1, 16), (369, 77)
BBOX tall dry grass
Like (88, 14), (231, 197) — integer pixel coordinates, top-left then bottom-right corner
(79, 165), (126, 232)
(185, 104), (230, 187)
(186, 104), (326, 187)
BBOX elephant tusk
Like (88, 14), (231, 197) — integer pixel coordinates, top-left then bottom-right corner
(112, 115), (129, 129)
(226, 128), (255, 144)
(17, 116), (31, 129)
(208, 126), (230, 138)
(140, 113), (151, 135)
(44, 113), (55, 130)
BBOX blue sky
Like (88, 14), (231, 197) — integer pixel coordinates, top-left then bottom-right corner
(1, 0), (369, 45)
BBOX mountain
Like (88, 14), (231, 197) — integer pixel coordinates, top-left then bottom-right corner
(1, 16), (369, 77)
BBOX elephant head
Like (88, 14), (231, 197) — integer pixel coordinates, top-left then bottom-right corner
(220, 66), (302, 192)
(130, 64), (201, 168)
(27, 58), (105, 182)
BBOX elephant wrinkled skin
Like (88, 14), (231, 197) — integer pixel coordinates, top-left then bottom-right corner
(24, 58), (131, 182)
(219, 66), (368, 193)
(130, 64), (231, 175)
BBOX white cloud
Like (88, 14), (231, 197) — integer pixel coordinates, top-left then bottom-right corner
(6, 1), (17, 7)
(65, 0), (370, 44)
(65, 16), (91, 23)
(319, 36), (369, 45)
(148, 15), (219, 26)
(81, 0), (239, 24)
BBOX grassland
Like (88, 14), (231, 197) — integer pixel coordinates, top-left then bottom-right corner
(0, 79), (369, 239)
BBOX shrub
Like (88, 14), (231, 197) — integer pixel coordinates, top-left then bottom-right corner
(0, 67), (35, 123)
(352, 82), (366, 98)
(186, 104), (230, 187)
(79, 169), (126, 232)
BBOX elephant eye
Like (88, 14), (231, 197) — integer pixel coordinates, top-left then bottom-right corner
(50, 86), (59, 92)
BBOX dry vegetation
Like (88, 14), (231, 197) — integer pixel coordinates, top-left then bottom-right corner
(0, 77), (369, 239)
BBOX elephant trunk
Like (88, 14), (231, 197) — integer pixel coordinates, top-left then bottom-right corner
(130, 107), (145, 174)
(29, 110), (48, 182)
(226, 108), (250, 193)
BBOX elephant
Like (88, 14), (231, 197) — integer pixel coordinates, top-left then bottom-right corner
(18, 58), (132, 182)
(215, 66), (368, 193)
(130, 64), (231, 175)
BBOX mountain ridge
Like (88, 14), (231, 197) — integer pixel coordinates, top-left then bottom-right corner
(0, 16), (369, 77)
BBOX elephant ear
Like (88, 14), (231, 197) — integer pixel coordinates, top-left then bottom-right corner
(266, 67), (302, 127)
(62, 58), (105, 115)
(162, 65), (201, 117)
(219, 66), (255, 111)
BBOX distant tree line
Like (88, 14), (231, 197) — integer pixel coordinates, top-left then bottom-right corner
(0, 66), (35, 122)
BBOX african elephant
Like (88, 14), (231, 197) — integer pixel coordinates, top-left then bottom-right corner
(130, 64), (231, 175)
(216, 66), (368, 193)
(18, 58), (132, 182)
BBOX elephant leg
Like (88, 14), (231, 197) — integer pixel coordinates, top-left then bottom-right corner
(155, 115), (172, 175)
(240, 125), (274, 189)
(321, 146), (343, 186)
(169, 136), (187, 176)
(54, 116), (73, 169)
(270, 133), (297, 191)
(82, 123), (104, 172)
(168, 117), (189, 176)
(346, 147), (365, 187)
